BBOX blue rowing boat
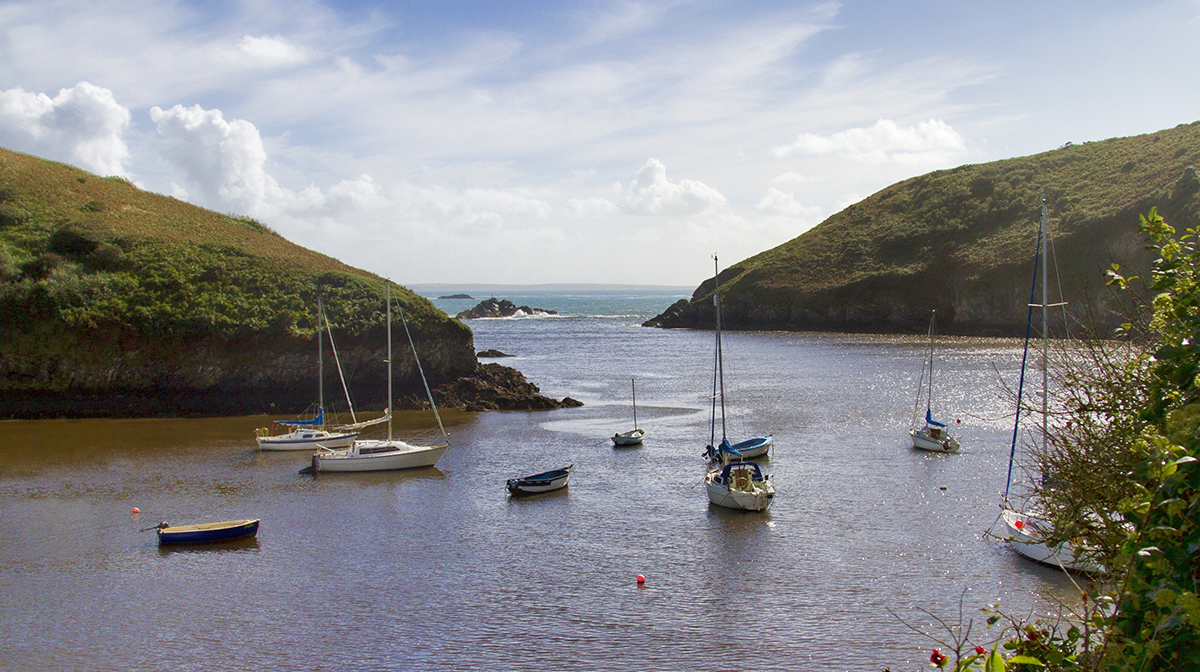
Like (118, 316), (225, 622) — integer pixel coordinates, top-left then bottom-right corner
(155, 519), (260, 545)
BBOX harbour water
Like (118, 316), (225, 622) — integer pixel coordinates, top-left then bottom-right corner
(0, 288), (1082, 671)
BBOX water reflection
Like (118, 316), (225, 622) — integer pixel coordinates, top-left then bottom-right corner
(157, 537), (261, 555)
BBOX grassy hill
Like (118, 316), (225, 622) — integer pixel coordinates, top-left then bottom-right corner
(0, 147), (510, 418)
(647, 122), (1200, 335)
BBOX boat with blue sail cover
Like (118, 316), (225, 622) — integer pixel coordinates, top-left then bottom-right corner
(256, 297), (359, 451)
(909, 310), (960, 453)
(702, 255), (775, 511)
(701, 256), (772, 463)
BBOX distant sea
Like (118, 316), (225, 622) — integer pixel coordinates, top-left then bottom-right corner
(411, 283), (692, 323)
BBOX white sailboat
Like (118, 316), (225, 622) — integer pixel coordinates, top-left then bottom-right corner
(310, 282), (450, 473)
(703, 255), (775, 511)
(909, 309), (960, 453)
(1000, 200), (1102, 574)
(612, 378), (645, 446)
(256, 297), (359, 450)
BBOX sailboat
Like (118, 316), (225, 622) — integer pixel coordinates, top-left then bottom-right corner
(256, 297), (359, 450)
(908, 310), (961, 453)
(701, 257), (773, 463)
(999, 200), (1102, 574)
(612, 378), (645, 446)
(703, 255), (775, 511)
(309, 282), (450, 473)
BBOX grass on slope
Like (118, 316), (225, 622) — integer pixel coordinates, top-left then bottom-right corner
(721, 122), (1200, 307)
(0, 147), (463, 342)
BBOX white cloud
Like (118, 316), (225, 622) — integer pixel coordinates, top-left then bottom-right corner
(237, 34), (312, 68)
(619, 158), (727, 216)
(771, 171), (816, 188)
(149, 103), (285, 216)
(772, 119), (967, 165)
(565, 196), (619, 217)
(0, 82), (130, 175)
(757, 187), (821, 219)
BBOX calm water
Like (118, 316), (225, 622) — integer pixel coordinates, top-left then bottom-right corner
(0, 289), (1081, 671)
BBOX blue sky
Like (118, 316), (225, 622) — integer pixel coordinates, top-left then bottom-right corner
(1, 0), (1197, 286)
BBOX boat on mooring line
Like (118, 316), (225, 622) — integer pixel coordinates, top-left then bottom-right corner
(506, 465), (573, 496)
(154, 519), (260, 545)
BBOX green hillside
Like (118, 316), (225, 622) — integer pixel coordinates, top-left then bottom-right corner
(0, 147), (558, 418)
(647, 122), (1200, 335)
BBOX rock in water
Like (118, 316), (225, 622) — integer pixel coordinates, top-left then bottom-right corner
(455, 298), (557, 319)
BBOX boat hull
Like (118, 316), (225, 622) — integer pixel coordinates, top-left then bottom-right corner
(506, 466), (572, 495)
(705, 462), (775, 511)
(1001, 508), (1103, 574)
(157, 519), (260, 545)
(910, 426), (959, 453)
(612, 429), (644, 446)
(257, 430), (358, 451)
(705, 478), (774, 511)
(313, 440), (448, 472)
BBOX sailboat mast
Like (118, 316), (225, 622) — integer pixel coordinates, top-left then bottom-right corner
(1040, 200), (1049, 455)
(398, 301), (448, 442)
(925, 309), (936, 415)
(318, 295), (324, 415)
(714, 255), (727, 442)
(1005, 200), (1045, 502)
(631, 378), (638, 429)
(386, 282), (393, 442)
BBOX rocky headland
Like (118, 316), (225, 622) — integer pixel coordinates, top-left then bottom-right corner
(646, 122), (1200, 336)
(0, 147), (577, 419)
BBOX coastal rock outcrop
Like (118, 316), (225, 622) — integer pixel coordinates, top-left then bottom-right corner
(477, 349), (515, 358)
(456, 298), (557, 319)
(428, 363), (583, 412)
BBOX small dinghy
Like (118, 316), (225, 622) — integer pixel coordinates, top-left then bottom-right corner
(506, 465), (572, 496)
(155, 519), (260, 545)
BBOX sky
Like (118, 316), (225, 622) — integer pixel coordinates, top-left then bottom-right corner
(1, 1), (1198, 287)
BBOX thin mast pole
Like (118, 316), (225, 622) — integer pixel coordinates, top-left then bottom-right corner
(318, 295), (324, 418)
(1005, 200), (1044, 503)
(926, 309), (936, 416)
(631, 378), (638, 429)
(714, 255), (727, 442)
(1040, 201), (1049, 455)
(398, 301), (448, 442)
(387, 281), (393, 442)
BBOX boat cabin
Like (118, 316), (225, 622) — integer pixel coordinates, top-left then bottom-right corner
(713, 461), (768, 489)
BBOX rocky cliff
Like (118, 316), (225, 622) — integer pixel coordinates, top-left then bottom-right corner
(646, 122), (1200, 336)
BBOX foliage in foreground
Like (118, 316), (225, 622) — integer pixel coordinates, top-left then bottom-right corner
(898, 209), (1200, 671)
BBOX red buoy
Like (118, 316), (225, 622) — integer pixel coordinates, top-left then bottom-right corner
(131, 507), (140, 514)
(636, 574), (645, 584)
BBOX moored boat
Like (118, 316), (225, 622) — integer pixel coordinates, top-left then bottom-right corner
(257, 297), (359, 451)
(155, 519), (260, 545)
(705, 460), (774, 511)
(506, 465), (573, 496)
(310, 282), (450, 473)
(908, 310), (960, 453)
(997, 200), (1102, 574)
(612, 378), (645, 446)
